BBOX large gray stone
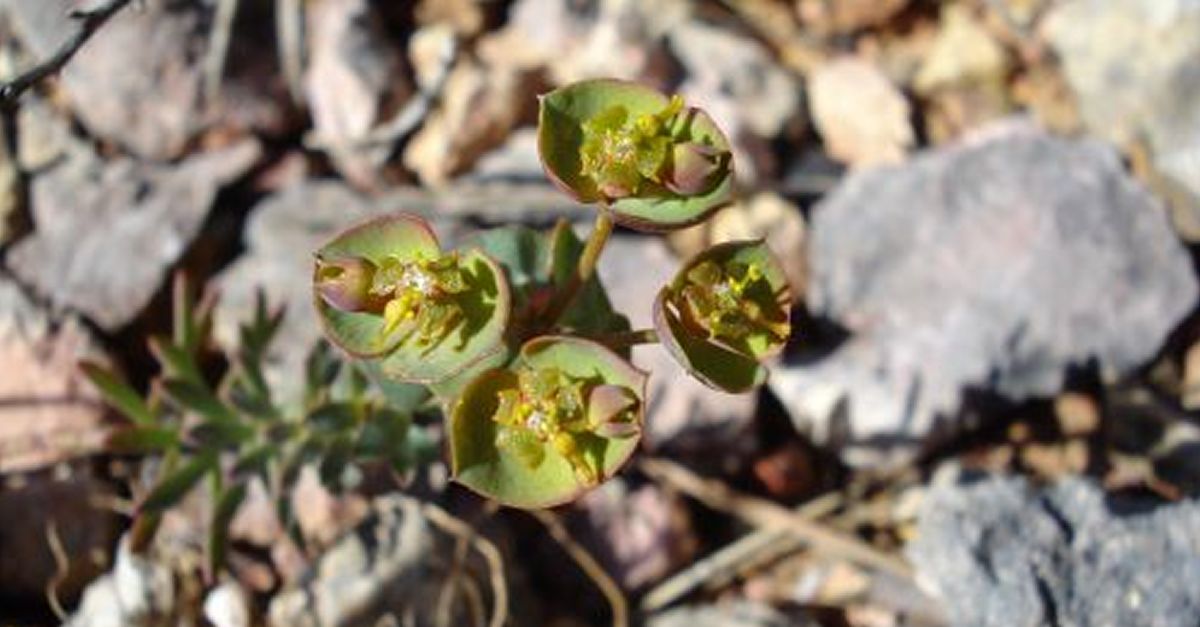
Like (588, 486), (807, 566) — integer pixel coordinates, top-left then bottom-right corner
(907, 474), (1200, 627)
(771, 122), (1197, 467)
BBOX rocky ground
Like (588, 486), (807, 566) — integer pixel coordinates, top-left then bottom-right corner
(2, 0), (1200, 625)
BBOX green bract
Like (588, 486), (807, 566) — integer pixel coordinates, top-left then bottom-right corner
(314, 214), (511, 387)
(654, 240), (791, 393)
(471, 221), (629, 338)
(450, 336), (646, 508)
(538, 79), (734, 231)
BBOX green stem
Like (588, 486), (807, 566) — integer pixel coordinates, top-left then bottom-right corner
(590, 328), (658, 350)
(544, 209), (614, 326)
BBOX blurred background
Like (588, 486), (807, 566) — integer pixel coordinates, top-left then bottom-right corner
(1, 0), (1199, 625)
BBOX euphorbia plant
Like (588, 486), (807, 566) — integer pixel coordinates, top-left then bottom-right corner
(315, 79), (791, 507)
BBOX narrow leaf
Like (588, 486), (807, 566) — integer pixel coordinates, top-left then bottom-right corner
(149, 338), (204, 387)
(306, 402), (358, 433)
(208, 482), (248, 578)
(141, 452), (217, 513)
(80, 361), (154, 425)
(187, 420), (255, 449)
(232, 444), (277, 480)
(107, 426), (179, 454)
(162, 378), (238, 423)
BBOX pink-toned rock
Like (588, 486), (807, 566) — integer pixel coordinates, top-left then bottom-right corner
(809, 57), (913, 167)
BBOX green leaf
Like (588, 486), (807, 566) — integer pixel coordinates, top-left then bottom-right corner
(471, 222), (627, 337)
(546, 221), (630, 336)
(232, 444), (276, 480)
(450, 336), (646, 508)
(306, 402), (358, 433)
(424, 344), (510, 401)
(654, 295), (767, 392)
(172, 272), (209, 356)
(358, 359), (431, 413)
(653, 240), (791, 393)
(80, 361), (154, 425)
(538, 79), (734, 231)
(162, 378), (238, 423)
(208, 481), (247, 576)
(228, 379), (278, 421)
(141, 452), (217, 513)
(187, 419), (256, 449)
(313, 214), (442, 357)
(149, 338), (205, 387)
(107, 426), (179, 454)
(355, 407), (411, 460)
(318, 436), (354, 490)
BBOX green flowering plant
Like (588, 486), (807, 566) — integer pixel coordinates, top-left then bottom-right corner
(83, 275), (435, 577)
(312, 79), (790, 507)
(91, 79), (792, 540)
(309, 79), (790, 506)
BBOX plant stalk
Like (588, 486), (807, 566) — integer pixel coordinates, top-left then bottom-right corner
(591, 328), (658, 350)
(544, 208), (614, 326)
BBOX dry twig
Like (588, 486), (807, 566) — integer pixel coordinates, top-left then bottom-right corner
(640, 490), (844, 612)
(44, 520), (70, 622)
(422, 503), (509, 627)
(530, 508), (629, 627)
(0, 0), (135, 109)
(639, 458), (913, 580)
(275, 0), (305, 106)
(203, 0), (239, 106)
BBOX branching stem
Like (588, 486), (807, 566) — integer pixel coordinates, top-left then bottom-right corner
(544, 208), (614, 325)
(0, 0), (134, 109)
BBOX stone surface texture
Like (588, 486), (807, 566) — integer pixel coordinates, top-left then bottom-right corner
(1045, 0), (1200, 239)
(908, 474), (1200, 627)
(772, 122), (1198, 467)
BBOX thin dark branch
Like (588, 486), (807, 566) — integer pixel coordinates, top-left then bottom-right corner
(0, 0), (134, 109)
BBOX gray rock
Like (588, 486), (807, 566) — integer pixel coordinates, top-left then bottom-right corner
(907, 474), (1200, 627)
(569, 478), (696, 591)
(668, 20), (801, 184)
(1045, 0), (1200, 240)
(67, 536), (176, 627)
(8, 139), (260, 330)
(304, 0), (411, 188)
(267, 495), (454, 627)
(771, 122), (1197, 467)
(2, 0), (205, 160)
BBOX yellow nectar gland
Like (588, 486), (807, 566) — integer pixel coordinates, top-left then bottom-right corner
(491, 366), (609, 485)
(680, 259), (788, 347)
(371, 252), (469, 347)
(579, 95), (685, 198)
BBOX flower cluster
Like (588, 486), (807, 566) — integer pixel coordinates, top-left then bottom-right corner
(310, 79), (790, 508)
(371, 252), (469, 347)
